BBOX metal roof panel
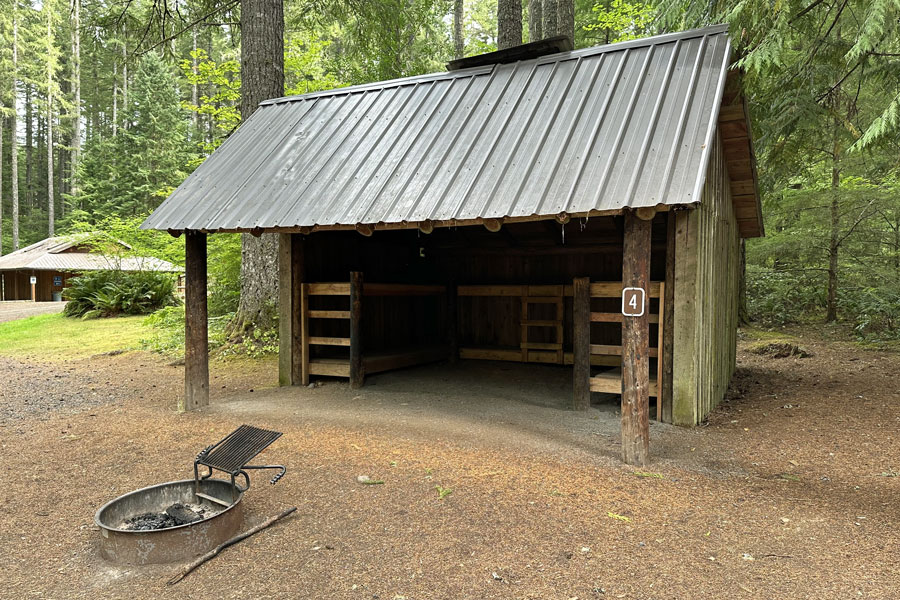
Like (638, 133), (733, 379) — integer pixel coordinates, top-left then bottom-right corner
(142, 25), (736, 233)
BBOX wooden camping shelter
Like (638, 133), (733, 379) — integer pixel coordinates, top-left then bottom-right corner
(143, 25), (763, 465)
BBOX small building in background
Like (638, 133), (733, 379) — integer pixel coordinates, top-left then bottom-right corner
(0, 234), (182, 302)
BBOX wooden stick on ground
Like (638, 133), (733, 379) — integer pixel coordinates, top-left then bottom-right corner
(167, 507), (297, 585)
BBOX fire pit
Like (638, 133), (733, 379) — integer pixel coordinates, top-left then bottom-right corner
(95, 478), (244, 564)
(95, 425), (286, 565)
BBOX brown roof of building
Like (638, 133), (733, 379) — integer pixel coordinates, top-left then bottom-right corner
(0, 234), (182, 273)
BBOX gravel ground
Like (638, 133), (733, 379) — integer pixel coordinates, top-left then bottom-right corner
(0, 334), (898, 599)
(0, 301), (67, 323)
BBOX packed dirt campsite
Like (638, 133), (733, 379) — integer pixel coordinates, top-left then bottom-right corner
(1, 1), (899, 599)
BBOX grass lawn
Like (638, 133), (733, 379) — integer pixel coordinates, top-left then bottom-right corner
(0, 313), (146, 359)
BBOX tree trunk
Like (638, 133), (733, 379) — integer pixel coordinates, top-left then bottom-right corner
(11, 15), (19, 251)
(543, 0), (558, 38)
(192, 27), (199, 137)
(112, 55), (118, 136)
(497, 0), (523, 50)
(70, 0), (81, 199)
(738, 239), (750, 325)
(122, 32), (128, 130)
(1, 117), (4, 257)
(557, 0), (574, 44)
(453, 0), (464, 59)
(528, 0), (542, 42)
(231, 0), (285, 335)
(47, 7), (55, 237)
(826, 147), (840, 322)
(24, 83), (32, 222)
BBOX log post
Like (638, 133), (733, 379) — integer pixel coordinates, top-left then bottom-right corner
(278, 234), (304, 386)
(572, 277), (591, 410)
(661, 212), (676, 423)
(447, 282), (458, 364)
(349, 271), (364, 389)
(184, 230), (209, 411)
(621, 211), (651, 466)
(300, 283), (309, 385)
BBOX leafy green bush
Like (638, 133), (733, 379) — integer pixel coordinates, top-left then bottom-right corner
(207, 234), (242, 317)
(838, 285), (900, 341)
(745, 266), (825, 326)
(63, 270), (179, 319)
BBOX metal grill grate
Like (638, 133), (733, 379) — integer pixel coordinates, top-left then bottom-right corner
(198, 425), (282, 475)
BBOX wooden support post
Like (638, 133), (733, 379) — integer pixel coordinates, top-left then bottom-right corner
(621, 211), (651, 466)
(661, 212), (676, 423)
(278, 234), (304, 386)
(447, 282), (458, 363)
(300, 283), (309, 385)
(184, 231), (209, 411)
(572, 277), (591, 411)
(349, 271), (364, 389)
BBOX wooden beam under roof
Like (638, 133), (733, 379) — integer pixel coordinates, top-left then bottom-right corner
(718, 70), (764, 238)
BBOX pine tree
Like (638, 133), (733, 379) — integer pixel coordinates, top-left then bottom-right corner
(10, 12), (19, 250)
(77, 51), (186, 219)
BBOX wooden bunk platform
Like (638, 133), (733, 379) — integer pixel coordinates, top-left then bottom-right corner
(309, 345), (449, 378)
(302, 276), (450, 388)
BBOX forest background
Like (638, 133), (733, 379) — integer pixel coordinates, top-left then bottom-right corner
(0, 0), (898, 345)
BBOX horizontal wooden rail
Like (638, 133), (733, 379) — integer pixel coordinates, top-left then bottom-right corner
(458, 285), (574, 297)
(308, 336), (351, 347)
(590, 344), (659, 358)
(458, 282), (663, 299)
(590, 371), (658, 396)
(590, 281), (662, 298)
(591, 312), (660, 324)
(307, 282), (446, 297)
(520, 342), (563, 350)
(308, 310), (350, 319)
(363, 283), (446, 296)
(308, 283), (351, 296)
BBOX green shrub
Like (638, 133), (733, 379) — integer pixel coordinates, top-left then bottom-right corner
(140, 305), (233, 356)
(838, 285), (900, 341)
(745, 266), (825, 326)
(63, 270), (179, 318)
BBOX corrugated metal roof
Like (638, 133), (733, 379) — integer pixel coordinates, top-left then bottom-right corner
(142, 25), (732, 233)
(0, 235), (181, 273)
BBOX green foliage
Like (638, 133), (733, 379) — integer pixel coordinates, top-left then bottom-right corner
(74, 51), (190, 218)
(208, 233), (242, 317)
(141, 304), (275, 358)
(746, 266), (824, 326)
(284, 29), (345, 95)
(180, 48), (240, 159)
(585, 0), (654, 44)
(293, 0), (452, 84)
(747, 173), (900, 337)
(839, 284), (900, 341)
(63, 270), (179, 318)
(140, 304), (231, 356)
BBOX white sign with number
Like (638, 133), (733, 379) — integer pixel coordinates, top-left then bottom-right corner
(30, 276), (37, 285)
(621, 287), (646, 317)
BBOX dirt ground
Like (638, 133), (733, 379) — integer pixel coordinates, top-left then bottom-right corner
(0, 300), (66, 323)
(0, 331), (898, 599)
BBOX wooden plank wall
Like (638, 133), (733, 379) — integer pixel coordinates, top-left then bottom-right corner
(0, 270), (75, 301)
(672, 131), (741, 425)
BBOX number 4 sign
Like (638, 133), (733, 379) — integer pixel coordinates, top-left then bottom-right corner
(621, 287), (646, 317)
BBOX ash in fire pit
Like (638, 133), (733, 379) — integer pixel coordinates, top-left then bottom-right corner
(122, 502), (218, 531)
